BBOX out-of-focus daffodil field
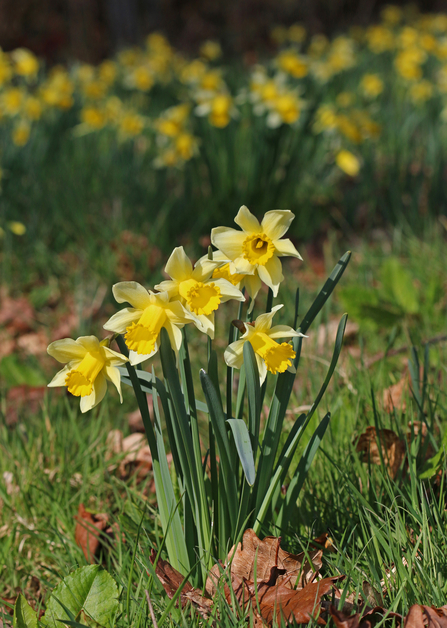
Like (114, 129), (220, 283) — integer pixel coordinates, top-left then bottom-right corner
(1, 4), (447, 276)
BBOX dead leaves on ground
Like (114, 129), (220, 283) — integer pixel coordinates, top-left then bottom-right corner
(355, 422), (435, 479)
(329, 603), (447, 628)
(151, 528), (344, 626)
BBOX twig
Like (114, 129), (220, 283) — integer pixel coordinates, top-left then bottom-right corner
(145, 590), (159, 628)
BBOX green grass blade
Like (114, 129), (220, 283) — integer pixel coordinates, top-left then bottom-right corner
(227, 418), (255, 486)
(243, 342), (261, 458)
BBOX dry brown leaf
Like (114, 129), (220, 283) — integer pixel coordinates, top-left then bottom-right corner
(74, 503), (109, 563)
(355, 427), (406, 479)
(150, 549), (213, 618)
(106, 430), (153, 479)
(383, 375), (409, 413)
(308, 320), (359, 352)
(329, 603), (447, 628)
(206, 528), (323, 597)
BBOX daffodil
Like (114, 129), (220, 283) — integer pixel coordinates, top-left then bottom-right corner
(224, 305), (303, 384)
(47, 336), (128, 413)
(103, 284), (198, 365)
(210, 205), (302, 304)
(155, 246), (245, 337)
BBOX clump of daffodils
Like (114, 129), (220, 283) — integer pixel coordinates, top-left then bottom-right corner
(47, 206), (303, 410)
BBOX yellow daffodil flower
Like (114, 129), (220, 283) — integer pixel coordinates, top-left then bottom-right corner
(47, 336), (128, 413)
(211, 205), (302, 304)
(11, 48), (39, 78)
(12, 121), (31, 146)
(155, 246), (245, 338)
(361, 73), (384, 98)
(224, 305), (303, 384)
(336, 150), (360, 176)
(103, 284), (198, 365)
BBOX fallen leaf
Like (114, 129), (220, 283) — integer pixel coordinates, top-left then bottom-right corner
(383, 374), (408, 413)
(74, 503), (109, 563)
(355, 427), (406, 479)
(206, 528), (323, 597)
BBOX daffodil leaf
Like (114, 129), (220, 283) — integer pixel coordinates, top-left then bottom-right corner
(227, 418), (256, 486)
(243, 341), (261, 456)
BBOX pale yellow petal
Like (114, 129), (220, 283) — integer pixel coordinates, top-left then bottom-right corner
(274, 237), (302, 259)
(165, 246), (193, 281)
(234, 205), (261, 233)
(48, 365), (71, 387)
(254, 304), (283, 332)
(268, 325), (303, 339)
(257, 256), (283, 295)
(166, 300), (198, 325)
(129, 347), (157, 365)
(47, 338), (86, 363)
(224, 339), (246, 369)
(102, 346), (128, 366)
(231, 256), (255, 274)
(256, 354), (268, 384)
(261, 210), (294, 240)
(76, 335), (101, 353)
(165, 320), (183, 353)
(194, 313), (215, 338)
(105, 365), (123, 402)
(103, 308), (141, 334)
(242, 273), (262, 302)
(80, 371), (107, 413)
(154, 279), (179, 298)
(112, 281), (152, 308)
(211, 227), (246, 261)
(212, 278), (245, 302)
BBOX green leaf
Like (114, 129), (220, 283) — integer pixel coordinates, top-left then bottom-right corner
(14, 595), (37, 628)
(299, 250), (351, 334)
(243, 342), (261, 457)
(227, 418), (255, 486)
(41, 565), (118, 628)
(419, 431), (447, 480)
(380, 257), (419, 314)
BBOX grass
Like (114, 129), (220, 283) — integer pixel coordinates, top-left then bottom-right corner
(1, 225), (446, 625)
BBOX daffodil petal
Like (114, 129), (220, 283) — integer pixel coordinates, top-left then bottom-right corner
(105, 365), (123, 402)
(112, 282), (152, 308)
(80, 371), (107, 412)
(48, 364), (72, 387)
(211, 227), (246, 260)
(165, 321), (183, 353)
(261, 210), (294, 241)
(253, 305), (284, 332)
(242, 273), (262, 302)
(166, 300), (198, 325)
(194, 313), (215, 338)
(154, 279), (179, 298)
(234, 205), (261, 233)
(268, 325), (303, 338)
(102, 346), (128, 365)
(165, 246), (193, 281)
(212, 278), (245, 302)
(103, 308), (142, 334)
(274, 237), (302, 259)
(257, 256), (283, 295)
(76, 335), (101, 353)
(129, 348), (156, 366)
(47, 339), (86, 363)
(224, 339), (246, 369)
(256, 354), (268, 384)
(231, 256), (255, 274)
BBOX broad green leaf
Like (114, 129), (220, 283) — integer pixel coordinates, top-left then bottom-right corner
(227, 418), (255, 486)
(243, 342), (261, 457)
(41, 565), (118, 628)
(14, 594), (37, 628)
(380, 257), (419, 314)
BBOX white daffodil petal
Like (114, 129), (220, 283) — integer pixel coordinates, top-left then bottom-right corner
(192, 258), (221, 282)
(165, 246), (193, 281)
(274, 237), (302, 259)
(165, 321), (183, 353)
(242, 273), (262, 302)
(76, 335), (101, 353)
(80, 390), (95, 413)
(105, 365), (123, 402)
(47, 339), (86, 363)
(154, 279), (179, 298)
(268, 325), (303, 338)
(256, 354), (268, 384)
(261, 210), (295, 241)
(112, 282), (152, 308)
(48, 365), (72, 387)
(211, 227), (246, 261)
(166, 300), (198, 325)
(103, 308), (141, 334)
(234, 205), (261, 233)
(212, 278), (245, 302)
(257, 256), (283, 295)
(195, 313), (215, 338)
(230, 256), (254, 274)
(254, 305), (284, 332)
(224, 339), (246, 369)
(129, 348), (156, 366)
(102, 346), (128, 364)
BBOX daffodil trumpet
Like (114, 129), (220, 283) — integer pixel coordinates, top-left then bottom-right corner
(155, 246), (245, 338)
(224, 305), (305, 384)
(103, 283), (199, 365)
(47, 335), (128, 413)
(211, 205), (302, 308)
